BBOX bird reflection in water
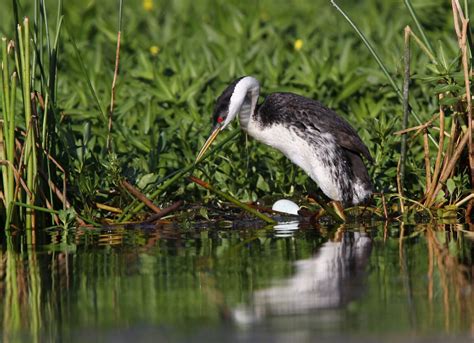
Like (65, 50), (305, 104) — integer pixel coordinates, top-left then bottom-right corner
(234, 224), (372, 323)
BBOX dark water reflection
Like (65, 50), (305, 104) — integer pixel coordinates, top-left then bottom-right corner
(1, 222), (474, 342)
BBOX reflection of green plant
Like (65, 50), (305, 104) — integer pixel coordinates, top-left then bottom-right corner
(365, 224), (472, 334)
(1, 224), (473, 340)
(58, 207), (77, 229)
(0, 226), (327, 340)
(1, 235), (42, 342)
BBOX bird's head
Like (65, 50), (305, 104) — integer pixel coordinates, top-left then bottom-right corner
(196, 76), (260, 161)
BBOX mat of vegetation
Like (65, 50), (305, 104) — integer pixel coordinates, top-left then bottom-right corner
(0, 0), (472, 227)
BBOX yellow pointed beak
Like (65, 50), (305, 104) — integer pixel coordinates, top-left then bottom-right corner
(195, 125), (222, 162)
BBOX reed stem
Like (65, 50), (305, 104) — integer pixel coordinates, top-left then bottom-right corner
(18, 18), (37, 228)
(330, 0), (438, 148)
(403, 0), (435, 55)
(400, 26), (411, 193)
(107, 0), (123, 152)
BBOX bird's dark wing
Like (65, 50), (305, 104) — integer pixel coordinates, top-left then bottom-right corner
(258, 92), (373, 162)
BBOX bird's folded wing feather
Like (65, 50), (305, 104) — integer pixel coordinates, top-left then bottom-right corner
(265, 93), (373, 162)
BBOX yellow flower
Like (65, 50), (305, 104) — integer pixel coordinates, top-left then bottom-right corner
(149, 45), (160, 56)
(143, 0), (153, 12)
(294, 39), (303, 51)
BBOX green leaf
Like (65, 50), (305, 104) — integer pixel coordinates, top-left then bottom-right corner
(446, 178), (456, 196)
(435, 190), (446, 203)
(256, 175), (270, 192)
(137, 173), (158, 189)
(439, 96), (459, 106)
(336, 76), (367, 102)
(199, 207), (209, 220)
(433, 83), (461, 94)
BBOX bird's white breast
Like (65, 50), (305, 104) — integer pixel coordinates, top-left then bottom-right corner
(243, 118), (344, 202)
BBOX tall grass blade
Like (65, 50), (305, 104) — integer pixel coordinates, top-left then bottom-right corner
(2, 38), (11, 128)
(1, 38), (12, 208)
(7, 73), (17, 222)
(66, 26), (107, 121)
(107, 0), (124, 152)
(0, 124), (8, 206)
(400, 27), (410, 193)
(17, 18), (38, 228)
(329, 1), (401, 99)
(329, 0), (438, 147)
(403, 0), (435, 56)
(1, 45), (16, 220)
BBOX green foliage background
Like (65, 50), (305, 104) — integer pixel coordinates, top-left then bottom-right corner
(0, 3), (473, 339)
(0, 0), (467, 218)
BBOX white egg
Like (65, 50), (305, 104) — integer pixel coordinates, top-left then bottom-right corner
(272, 199), (300, 215)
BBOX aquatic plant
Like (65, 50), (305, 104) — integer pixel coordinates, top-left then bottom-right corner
(0, 0), (472, 227)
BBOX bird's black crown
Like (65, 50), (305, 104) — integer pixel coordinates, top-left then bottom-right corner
(212, 77), (245, 126)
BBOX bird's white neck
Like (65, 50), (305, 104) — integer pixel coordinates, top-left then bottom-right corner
(223, 76), (260, 130)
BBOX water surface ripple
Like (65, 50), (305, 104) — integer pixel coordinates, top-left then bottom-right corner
(1, 222), (473, 342)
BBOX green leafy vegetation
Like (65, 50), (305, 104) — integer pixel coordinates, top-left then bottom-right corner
(0, 0), (472, 226)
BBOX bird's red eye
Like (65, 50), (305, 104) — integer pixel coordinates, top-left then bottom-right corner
(217, 116), (224, 123)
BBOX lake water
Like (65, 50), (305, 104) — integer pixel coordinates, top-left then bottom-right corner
(1, 220), (473, 342)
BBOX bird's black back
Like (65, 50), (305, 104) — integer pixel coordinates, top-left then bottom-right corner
(257, 92), (373, 162)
